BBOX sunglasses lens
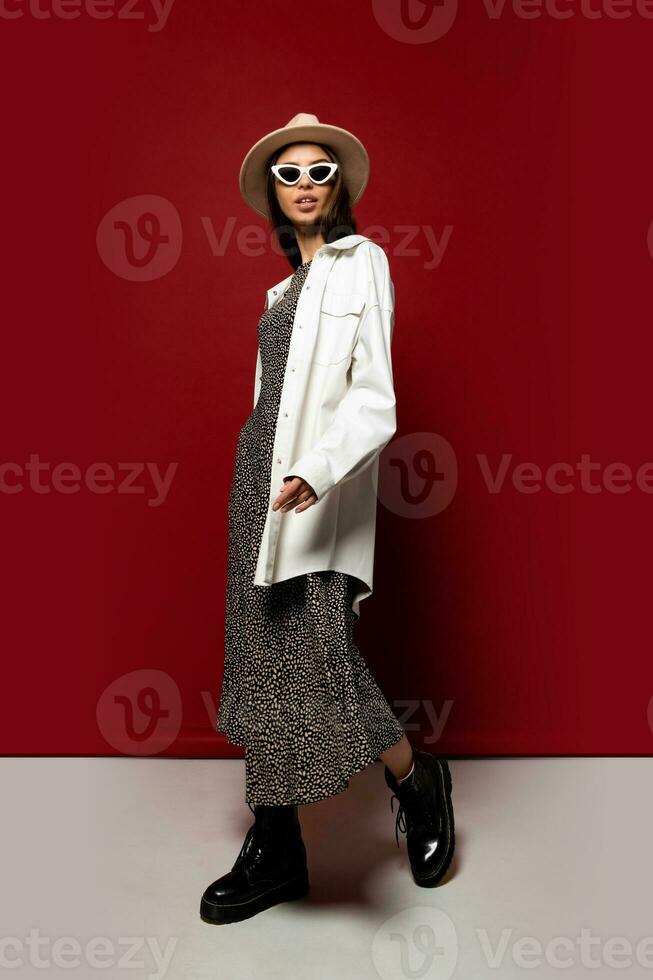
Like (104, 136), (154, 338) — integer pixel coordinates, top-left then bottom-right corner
(308, 164), (334, 183)
(276, 166), (301, 184)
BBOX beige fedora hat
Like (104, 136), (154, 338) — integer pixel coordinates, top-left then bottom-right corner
(239, 112), (370, 220)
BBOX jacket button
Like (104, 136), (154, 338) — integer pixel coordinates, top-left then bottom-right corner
(283, 412), (288, 417)
(276, 458), (282, 464)
(273, 290), (277, 294)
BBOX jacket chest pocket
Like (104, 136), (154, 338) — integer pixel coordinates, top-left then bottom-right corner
(313, 289), (366, 365)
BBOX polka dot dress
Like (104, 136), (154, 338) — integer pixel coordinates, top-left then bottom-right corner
(216, 258), (406, 807)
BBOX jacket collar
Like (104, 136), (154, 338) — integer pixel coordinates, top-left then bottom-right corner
(319, 233), (369, 252)
(266, 235), (369, 303)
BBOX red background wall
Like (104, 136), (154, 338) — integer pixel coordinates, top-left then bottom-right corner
(2, 0), (652, 757)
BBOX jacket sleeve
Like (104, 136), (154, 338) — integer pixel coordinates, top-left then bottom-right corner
(283, 250), (397, 501)
(253, 345), (262, 410)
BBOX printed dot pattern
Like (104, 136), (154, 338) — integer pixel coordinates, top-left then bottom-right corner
(216, 258), (405, 805)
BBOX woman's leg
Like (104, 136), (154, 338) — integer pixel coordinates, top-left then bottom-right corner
(379, 733), (415, 781)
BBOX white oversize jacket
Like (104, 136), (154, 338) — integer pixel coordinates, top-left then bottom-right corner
(252, 234), (396, 620)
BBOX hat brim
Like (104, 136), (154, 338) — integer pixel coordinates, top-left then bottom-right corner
(239, 122), (370, 220)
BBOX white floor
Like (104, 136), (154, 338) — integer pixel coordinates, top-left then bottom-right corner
(2, 757), (652, 979)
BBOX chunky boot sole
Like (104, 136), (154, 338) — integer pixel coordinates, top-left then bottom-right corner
(412, 755), (456, 888)
(199, 869), (310, 925)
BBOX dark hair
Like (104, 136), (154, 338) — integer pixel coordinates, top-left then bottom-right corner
(265, 142), (357, 270)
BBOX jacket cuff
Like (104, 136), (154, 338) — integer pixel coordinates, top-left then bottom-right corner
(282, 453), (332, 502)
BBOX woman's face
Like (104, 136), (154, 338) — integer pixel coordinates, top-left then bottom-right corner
(272, 142), (336, 228)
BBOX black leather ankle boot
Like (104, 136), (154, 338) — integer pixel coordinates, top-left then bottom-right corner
(384, 749), (455, 887)
(200, 802), (310, 924)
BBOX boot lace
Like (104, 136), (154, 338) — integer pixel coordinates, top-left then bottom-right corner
(389, 780), (439, 849)
(241, 802), (292, 873)
(232, 802), (267, 868)
(389, 793), (407, 849)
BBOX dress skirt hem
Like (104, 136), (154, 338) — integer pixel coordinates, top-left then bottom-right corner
(216, 712), (406, 807)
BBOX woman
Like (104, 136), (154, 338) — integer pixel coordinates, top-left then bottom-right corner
(200, 114), (455, 925)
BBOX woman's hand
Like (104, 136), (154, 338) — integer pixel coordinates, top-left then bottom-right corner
(271, 475), (318, 513)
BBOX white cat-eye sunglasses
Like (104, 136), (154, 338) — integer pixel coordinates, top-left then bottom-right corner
(270, 162), (338, 186)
